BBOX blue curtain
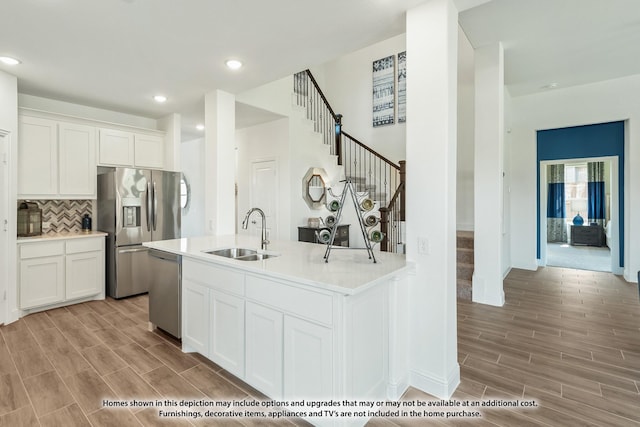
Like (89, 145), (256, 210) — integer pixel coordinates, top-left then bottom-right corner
(547, 164), (567, 242)
(587, 162), (606, 227)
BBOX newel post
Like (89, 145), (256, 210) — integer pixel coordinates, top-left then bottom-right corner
(335, 114), (343, 165)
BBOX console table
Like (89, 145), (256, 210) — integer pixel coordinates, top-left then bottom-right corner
(298, 225), (349, 247)
(571, 225), (605, 247)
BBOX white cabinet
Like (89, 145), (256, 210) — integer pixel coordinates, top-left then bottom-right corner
(98, 129), (164, 169)
(182, 279), (210, 355)
(19, 241), (65, 309)
(18, 116), (58, 196)
(58, 122), (96, 197)
(283, 315), (333, 399)
(98, 128), (134, 166)
(245, 302), (283, 398)
(134, 133), (164, 169)
(19, 237), (105, 311)
(210, 291), (245, 378)
(65, 238), (103, 300)
(18, 115), (96, 199)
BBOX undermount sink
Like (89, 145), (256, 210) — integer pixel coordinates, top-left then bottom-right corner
(203, 247), (278, 261)
(204, 248), (257, 258)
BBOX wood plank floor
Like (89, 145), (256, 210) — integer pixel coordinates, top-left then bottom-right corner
(1, 266), (639, 426)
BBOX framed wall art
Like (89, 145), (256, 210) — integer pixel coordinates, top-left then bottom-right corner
(372, 55), (395, 127)
(397, 51), (406, 123)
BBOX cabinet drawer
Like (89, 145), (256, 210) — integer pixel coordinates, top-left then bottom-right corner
(246, 275), (332, 326)
(66, 237), (103, 254)
(183, 258), (245, 296)
(20, 241), (65, 259)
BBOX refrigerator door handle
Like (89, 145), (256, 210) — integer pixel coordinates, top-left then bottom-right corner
(153, 181), (158, 231)
(146, 182), (152, 232)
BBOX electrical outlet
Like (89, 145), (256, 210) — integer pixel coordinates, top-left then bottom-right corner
(42, 221), (51, 230)
(418, 236), (429, 254)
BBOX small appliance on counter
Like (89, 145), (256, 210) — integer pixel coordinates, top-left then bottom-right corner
(17, 202), (42, 237)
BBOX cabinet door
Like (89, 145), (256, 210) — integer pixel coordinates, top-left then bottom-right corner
(18, 116), (58, 196)
(210, 291), (245, 378)
(182, 279), (210, 355)
(20, 256), (65, 309)
(59, 122), (96, 197)
(245, 302), (283, 398)
(134, 133), (164, 169)
(98, 128), (134, 166)
(65, 251), (102, 300)
(284, 316), (332, 399)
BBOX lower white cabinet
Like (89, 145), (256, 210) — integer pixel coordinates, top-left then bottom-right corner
(245, 302), (283, 398)
(182, 279), (210, 355)
(20, 255), (65, 309)
(19, 237), (105, 310)
(283, 315), (333, 400)
(210, 291), (245, 378)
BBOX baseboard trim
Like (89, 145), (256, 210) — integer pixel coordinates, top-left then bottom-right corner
(410, 364), (460, 399)
(387, 374), (410, 400)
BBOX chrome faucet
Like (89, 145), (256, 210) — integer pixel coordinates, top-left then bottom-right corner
(242, 207), (269, 250)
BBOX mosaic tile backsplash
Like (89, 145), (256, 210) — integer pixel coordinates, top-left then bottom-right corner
(20, 200), (93, 235)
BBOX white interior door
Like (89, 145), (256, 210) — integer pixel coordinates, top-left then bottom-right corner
(250, 160), (277, 241)
(0, 132), (9, 324)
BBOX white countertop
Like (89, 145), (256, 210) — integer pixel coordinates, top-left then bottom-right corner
(17, 230), (107, 243)
(144, 235), (410, 295)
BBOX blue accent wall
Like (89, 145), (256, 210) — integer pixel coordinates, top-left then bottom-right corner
(536, 121), (625, 267)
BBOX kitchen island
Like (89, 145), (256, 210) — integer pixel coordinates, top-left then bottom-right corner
(144, 235), (411, 427)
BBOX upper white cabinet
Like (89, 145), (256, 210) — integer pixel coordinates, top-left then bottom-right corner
(18, 116), (58, 196)
(58, 122), (96, 197)
(98, 129), (164, 169)
(134, 133), (164, 169)
(97, 128), (134, 167)
(18, 116), (96, 199)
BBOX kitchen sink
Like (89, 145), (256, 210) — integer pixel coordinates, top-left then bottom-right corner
(204, 248), (257, 258)
(202, 247), (278, 261)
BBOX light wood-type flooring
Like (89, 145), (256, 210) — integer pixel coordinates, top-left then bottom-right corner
(0, 266), (638, 426)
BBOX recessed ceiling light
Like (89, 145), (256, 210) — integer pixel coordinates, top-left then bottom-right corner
(541, 82), (559, 90)
(0, 56), (21, 66)
(225, 59), (243, 70)
(196, 124), (205, 131)
(153, 95), (167, 103)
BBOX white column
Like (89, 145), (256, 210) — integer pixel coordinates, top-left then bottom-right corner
(472, 43), (505, 306)
(204, 90), (236, 235)
(405, 0), (460, 398)
(157, 113), (181, 172)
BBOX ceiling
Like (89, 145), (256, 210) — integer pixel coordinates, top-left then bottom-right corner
(2, 0), (640, 140)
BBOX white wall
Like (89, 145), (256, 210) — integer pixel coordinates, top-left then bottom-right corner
(318, 34), (406, 164)
(0, 70), (18, 324)
(457, 27), (475, 231)
(510, 74), (640, 282)
(236, 118), (291, 241)
(181, 137), (205, 238)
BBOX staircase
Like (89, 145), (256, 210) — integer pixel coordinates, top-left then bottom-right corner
(294, 70), (406, 253)
(456, 231), (474, 300)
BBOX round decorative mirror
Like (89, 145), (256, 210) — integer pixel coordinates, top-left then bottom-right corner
(302, 167), (330, 209)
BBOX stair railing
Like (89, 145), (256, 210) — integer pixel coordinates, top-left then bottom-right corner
(294, 69), (405, 253)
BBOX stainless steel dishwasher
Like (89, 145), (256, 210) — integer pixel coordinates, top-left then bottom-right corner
(148, 249), (182, 338)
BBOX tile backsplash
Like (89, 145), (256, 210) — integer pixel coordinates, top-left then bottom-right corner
(20, 200), (93, 235)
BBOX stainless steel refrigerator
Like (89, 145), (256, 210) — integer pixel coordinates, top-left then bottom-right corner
(97, 168), (181, 299)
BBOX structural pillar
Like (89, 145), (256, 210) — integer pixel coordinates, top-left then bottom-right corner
(472, 43), (505, 306)
(405, 0), (460, 398)
(204, 90), (236, 235)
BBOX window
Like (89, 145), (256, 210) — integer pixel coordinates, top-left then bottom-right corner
(565, 163), (587, 220)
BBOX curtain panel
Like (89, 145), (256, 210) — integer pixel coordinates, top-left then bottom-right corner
(547, 164), (567, 242)
(587, 161), (606, 227)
